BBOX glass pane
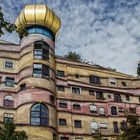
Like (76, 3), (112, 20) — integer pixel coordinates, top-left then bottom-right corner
(35, 27), (43, 34)
(41, 105), (48, 117)
(41, 118), (48, 125)
(31, 112), (40, 117)
(31, 118), (40, 125)
(28, 28), (36, 33)
(31, 104), (40, 111)
(43, 30), (53, 39)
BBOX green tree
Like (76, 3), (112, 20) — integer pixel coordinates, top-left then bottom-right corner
(0, 122), (28, 140)
(0, 7), (16, 36)
(118, 115), (140, 140)
(64, 51), (83, 62)
(137, 62), (140, 76)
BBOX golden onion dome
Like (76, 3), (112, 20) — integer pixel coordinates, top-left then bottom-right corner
(15, 4), (61, 35)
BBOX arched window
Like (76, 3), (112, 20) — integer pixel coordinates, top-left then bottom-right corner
(4, 95), (14, 107)
(31, 103), (49, 126)
(99, 108), (105, 115)
(91, 122), (98, 133)
(111, 106), (117, 115)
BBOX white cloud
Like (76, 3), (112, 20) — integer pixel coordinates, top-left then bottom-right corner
(0, 0), (140, 76)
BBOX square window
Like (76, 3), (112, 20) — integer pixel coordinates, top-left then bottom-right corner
(89, 89), (95, 96)
(108, 95), (112, 99)
(58, 85), (65, 91)
(57, 70), (65, 77)
(50, 95), (55, 104)
(20, 83), (26, 90)
(72, 87), (81, 94)
(5, 77), (15, 87)
(109, 77), (116, 85)
(96, 91), (104, 100)
(73, 104), (81, 110)
(59, 102), (67, 108)
(4, 60), (13, 69)
(89, 75), (100, 84)
(59, 119), (66, 126)
(90, 105), (97, 113)
(74, 120), (81, 128)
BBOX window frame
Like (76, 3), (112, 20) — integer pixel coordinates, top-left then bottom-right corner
(72, 86), (81, 94)
(5, 77), (15, 87)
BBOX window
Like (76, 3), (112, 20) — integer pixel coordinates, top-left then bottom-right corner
(27, 26), (54, 40)
(114, 93), (121, 102)
(31, 103), (49, 126)
(122, 82), (127, 87)
(91, 122), (98, 134)
(126, 95), (130, 101)
(113, 122), (119, 133)
(96, 91), (104, 100)
(75, 74), (79, 78)
(53, 134), (56, 140)
(33, 64), (49, 78)
(89, 75), (100, 84)
(57, 70), (65, 77)
(5, 77), (15, 87)
(90, 105), (97, 113)
(108, 95), (112, 99)
(59, 101), (67, 108)
(59, 119), (66, 126)
(4, 113), (14, 123)
(72, 87), (81, 94)
(4, 60), (13, 69)
(99, 108), (105, 115)
(74, 120), (81, 128)
(121, 120), (127, 129)
(73, 104), (81, 110)
(34, 41), (49, 60)
(60, 137), (69, 140)
(109, 77), (116, 85)
(139, 97), (140, 102)
(50, 95), (55, 104)
(129, 108), (136, 114)
(20, 83), (26, 90)
(111, 106), (117, 115)
(89, 89), (95, 96)
(3, 95), (14, 107)
(58, 85), (65, 91)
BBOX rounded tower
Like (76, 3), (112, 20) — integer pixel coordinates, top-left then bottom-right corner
(15, 5), (61, 140)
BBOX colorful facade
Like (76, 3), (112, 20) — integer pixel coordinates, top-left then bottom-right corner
(0, 4), (140, 140)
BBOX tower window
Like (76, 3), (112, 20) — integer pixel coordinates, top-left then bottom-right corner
(33, 64), (49, 78)
(4, 113), (14, 124)
(3, 95), (14, 107)
(34, 41), (49, 60)
(31, 103), (49, 126)
(4, 60), (13, 69)
(5, 77), (15, 87)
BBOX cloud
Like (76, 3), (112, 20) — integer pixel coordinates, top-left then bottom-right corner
(0, 0), (140, 76)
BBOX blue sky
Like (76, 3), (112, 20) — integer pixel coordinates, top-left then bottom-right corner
(0, 0), (140, 76)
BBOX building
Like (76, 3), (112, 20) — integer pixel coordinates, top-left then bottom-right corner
(0, 4), (140, 140)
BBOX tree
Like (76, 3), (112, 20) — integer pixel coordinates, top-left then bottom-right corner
(137, 62), (140, 76)
(0, 122), (28, 140)
(64, 51), (83, 62)
(118, 115), (140, 140)
(0, 7), (16, 36)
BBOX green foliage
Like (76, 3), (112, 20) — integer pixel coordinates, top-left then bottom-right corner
(0, 7), (16, 36)
(0, 122), (28, 140)
(137, 62), (140, 76)
(119, 115), (140, 140)
(64, 51), (83, 62)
